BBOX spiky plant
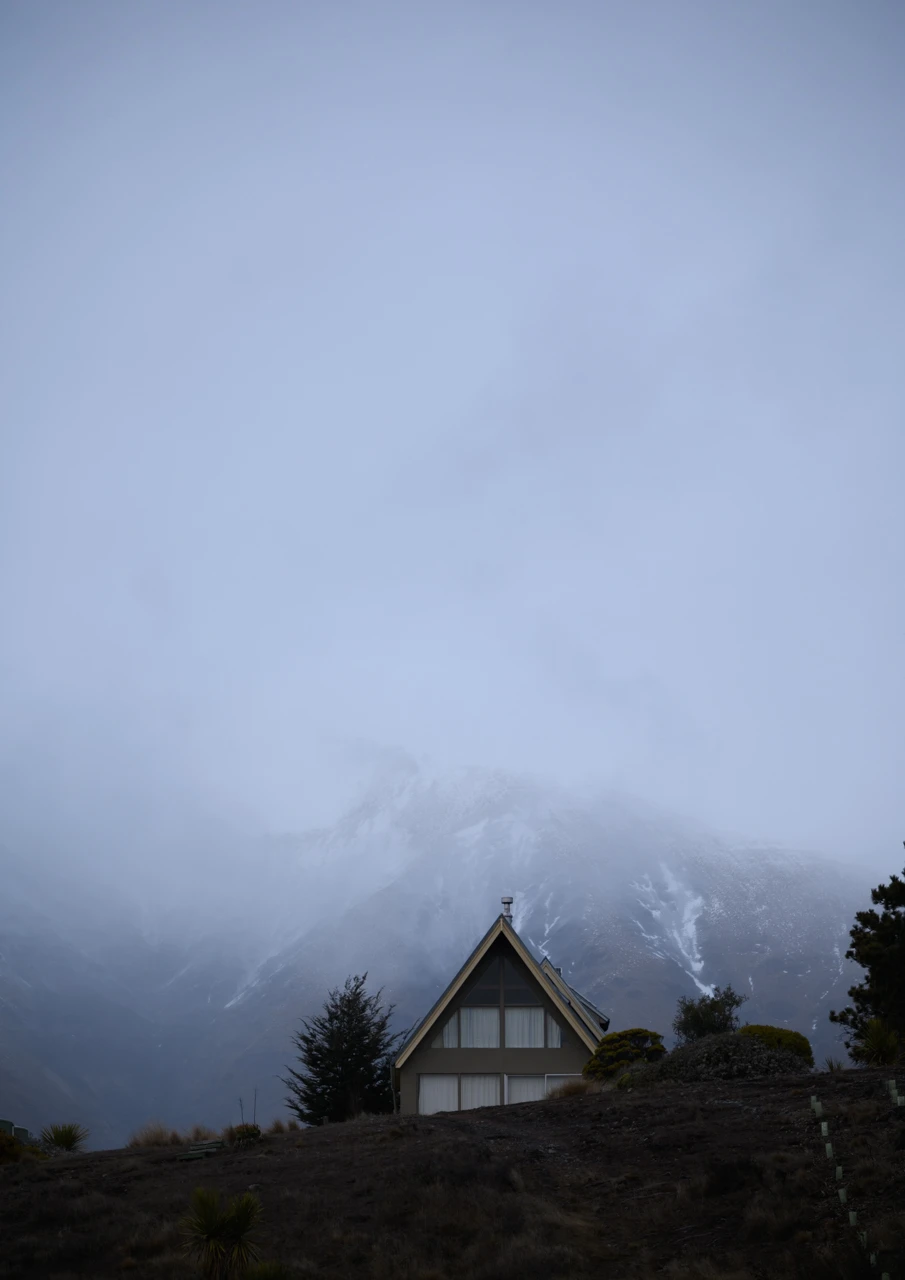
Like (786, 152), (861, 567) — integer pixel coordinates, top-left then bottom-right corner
(181, 1186), (261, 1279)
(824, 1055), (846, 1073)
(231, 1123), (261, 1148)
(852, 1018), (900, 1066)
(40, 1122), (89, 1152)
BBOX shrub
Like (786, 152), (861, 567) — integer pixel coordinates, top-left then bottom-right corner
(127, 1122), (185, 1148)
(40, 1123), (89, 1152)
(673, 985), (748, 1044)
(851, 1017), (900, 1066)
(181, 1186), (261, 1279)
(583, 1028), (666, 1080)
(546, 1078), (597, 1098)
(638, 1032), (806, 1083)
(231, 1123), (262, 1148)
(739, 1024), (814, 1067)
(0, 1132), (47, 1165)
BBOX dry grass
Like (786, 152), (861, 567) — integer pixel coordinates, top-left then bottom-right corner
(4, 1069), (905, 1279)
(546, 1078), (600, 1099)
(187, 1124), (219, 1142)
(267, 1118), (287, 1135)
(127, 1122), (185, 1148)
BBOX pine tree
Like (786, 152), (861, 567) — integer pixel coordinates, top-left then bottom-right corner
(829, 851), (905, 1060)
(281, 974), (402, 1124)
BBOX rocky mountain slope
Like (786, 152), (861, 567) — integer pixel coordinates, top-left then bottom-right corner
(0, 763), (866, 1145)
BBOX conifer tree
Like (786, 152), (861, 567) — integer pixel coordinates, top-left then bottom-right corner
(281, 974), (402, 1124)
(830, 851), (905, 1060)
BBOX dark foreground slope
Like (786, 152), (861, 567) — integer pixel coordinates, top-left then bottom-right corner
(2, 1069), (904, 1280)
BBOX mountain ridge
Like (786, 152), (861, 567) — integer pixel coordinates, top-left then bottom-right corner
(0, 765), (865, 1146)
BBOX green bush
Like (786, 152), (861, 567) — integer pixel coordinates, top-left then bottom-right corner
(583, 1028), (666, 1080)
(40, 1122), (89, 1152)
(673, 984), (748, 1044)
(0, 1132), (47, 1165)
(637, 1032), (807, 1084)
(739, 1024), (814, 1067)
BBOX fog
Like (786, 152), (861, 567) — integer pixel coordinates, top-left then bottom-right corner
(2, 1), (903, 918)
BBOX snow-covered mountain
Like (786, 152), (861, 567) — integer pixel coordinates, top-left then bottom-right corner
(0, 763), (866, 1145)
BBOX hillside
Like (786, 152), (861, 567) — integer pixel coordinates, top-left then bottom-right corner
(3, 1068), (904, 1279)
(0, 765), (867, 1144)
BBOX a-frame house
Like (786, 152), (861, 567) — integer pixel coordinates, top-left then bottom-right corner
(393, 898), (610, 1114)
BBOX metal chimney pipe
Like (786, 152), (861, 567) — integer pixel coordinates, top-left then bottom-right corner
(501, 896), (513, 920)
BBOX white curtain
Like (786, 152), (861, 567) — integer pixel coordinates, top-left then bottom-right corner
(460, 1075), (501, 1110)
(545, 1074), (582, 1096)
(431, 1014), (459, 1048)
(505, 1006), (544, 1047)
(507, 1075), (546, 1104)
(546, 1013), (562, 1048)
(419, 1075), (459, 1114)
(460, 1007), (500, 1048)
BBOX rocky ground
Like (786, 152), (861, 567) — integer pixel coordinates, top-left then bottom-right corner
(2, 1068), (904, 1279)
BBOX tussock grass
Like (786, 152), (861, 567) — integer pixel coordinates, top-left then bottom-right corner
(266, 1119), (287, 1135)
(547, 1079), (600, 1099)
(188, 1124), (219, 1142)
(127, 1122), (185, 1148)
(180, 1186), (262, 1278)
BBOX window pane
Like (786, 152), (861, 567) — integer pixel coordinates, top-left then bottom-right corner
(461, 1075), (501, 1110)
(460, 1007), (500, 1048)
(461, 957), (501, 1005)
(503, 957), (537, 1005)
(419, 1075), (459, 1114)
(505, 1006), (544, 1047)
(507, 1075), (546, 1104)
(546, 1013), (562, 1048)
(430, 1013), (459, 1049)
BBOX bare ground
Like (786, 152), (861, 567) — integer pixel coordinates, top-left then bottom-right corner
(2, 1068), (904, 1279)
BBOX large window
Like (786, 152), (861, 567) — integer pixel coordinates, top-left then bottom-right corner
(460, 1007), (500, 1047)
(461, 956), (501, 1004)
(505, 1006), (544, 1047)
(460, 1075), (501, 1110)
(419, 1075), (459, 1114)
(431, 1014), (459, 1048)
(428, 952), (566, 1049)
(507, 1075), (546, 1103)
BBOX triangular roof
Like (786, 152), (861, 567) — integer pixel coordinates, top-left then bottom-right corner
(394, 914), (607, 1068)
(539, 957), (610, 1041)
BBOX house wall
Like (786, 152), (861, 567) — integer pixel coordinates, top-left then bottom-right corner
(396, 937), (595, 1114)
(398, 1043), (590, 1114)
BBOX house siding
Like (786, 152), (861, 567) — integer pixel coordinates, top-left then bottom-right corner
(398, 1043), (590, 1114)
(396, 937), (596, 1114)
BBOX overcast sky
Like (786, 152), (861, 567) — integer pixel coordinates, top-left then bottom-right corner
(1, 0), (903, 895)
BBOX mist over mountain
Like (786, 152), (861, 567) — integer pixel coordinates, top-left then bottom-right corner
(0, 759), (865, 1148)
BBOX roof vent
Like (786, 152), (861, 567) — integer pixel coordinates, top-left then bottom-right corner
(500, 896), (513, 920)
